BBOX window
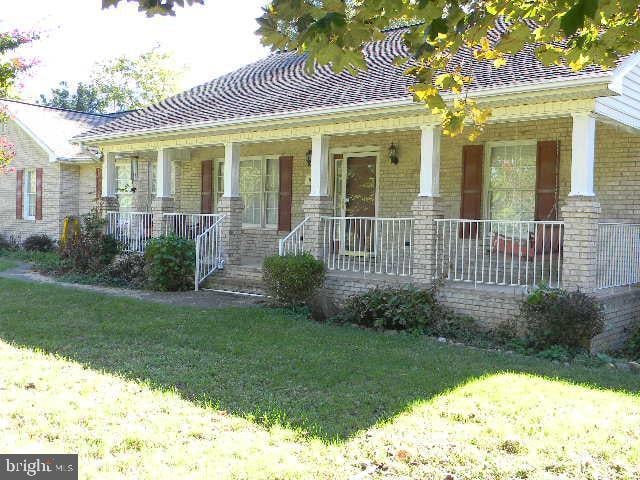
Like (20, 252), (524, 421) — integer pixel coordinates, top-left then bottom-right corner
(115, 161), (132, 193)
(239, 157), (279, 227)
(0, 121), (7, 135)
(486, 142), (537, 221)
(24, 168), (36, 219)
(265, 158), (279, 225)
(151, 161), (176, 196)
(214, 159), (224, 208)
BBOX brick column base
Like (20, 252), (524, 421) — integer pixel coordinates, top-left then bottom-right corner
(151, 197), (175, 237)
(303, 196), (334, 259)
(411, 196), (443, 282)
(217, 197), (244, 266)
(561, 195), (601, 292)
(101, 196), (119, 212)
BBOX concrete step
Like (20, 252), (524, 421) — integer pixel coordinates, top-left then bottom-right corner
(203, 265), (266, 295)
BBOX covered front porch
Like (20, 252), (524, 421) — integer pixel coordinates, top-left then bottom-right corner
(99, 107), (640, 296)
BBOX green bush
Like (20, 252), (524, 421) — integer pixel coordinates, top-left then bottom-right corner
(0, 234), (20, 251)
(334, 285), (444, 331)
(520, 286), (605, 352)
(263, 253), (325, 307)
(59, 209), (120, 274)
(101, 253), (147, 288)
(623, 325), (640, 359)
(23, 234), (55, 252)
(144, 235), (195, 291)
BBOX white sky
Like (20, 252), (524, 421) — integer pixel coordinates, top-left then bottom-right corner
(2, 0), (271, 101)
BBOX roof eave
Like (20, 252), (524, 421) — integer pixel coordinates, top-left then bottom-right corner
(76, 73), (614, 144)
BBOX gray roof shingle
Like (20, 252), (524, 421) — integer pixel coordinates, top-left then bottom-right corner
(76, 25), (609, 140)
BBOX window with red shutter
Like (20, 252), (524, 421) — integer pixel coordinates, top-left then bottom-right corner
(96, 167), (102, 199)
(15, 169), (23, 220)
(535, 141), (560, 221)
(201, 160), (213, 213)
(35, 167), (43, 220)
(278, 156), (293, 231)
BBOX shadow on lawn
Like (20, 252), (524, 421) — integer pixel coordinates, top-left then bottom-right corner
(0, 278), (638, 441)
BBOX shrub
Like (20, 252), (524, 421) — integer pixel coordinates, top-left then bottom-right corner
(22, 234), (55, 252)
(263, 253), (325, 307)
(623, 325), (640, 359)
(102, 253), (147, 288)
(144, 235), (195, 291)
(0, 234), (16, 251)
(520, 286), (605, 352)
(334, 285), (444, 331)
(59, 209), (120, 274)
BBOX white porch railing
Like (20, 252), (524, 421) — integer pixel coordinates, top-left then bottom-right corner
(195, 215), (226, 290)
(597, 223), (640, 289)
(105, 211), (154, 253)
(321, 216), (414, 276)
(279, 217), (309, 256)
(434, 219), (565, 288)
(163, 213), (223, 240)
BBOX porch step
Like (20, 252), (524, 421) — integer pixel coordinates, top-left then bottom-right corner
(203, 264), (266, 295)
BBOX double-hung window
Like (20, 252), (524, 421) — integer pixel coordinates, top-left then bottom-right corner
(115, 161), (132, 194)
(239, 157), (279, 227)
(23, 168), (36, 220)
(214, 159), (225, 208)
(485, 142), (537, 221)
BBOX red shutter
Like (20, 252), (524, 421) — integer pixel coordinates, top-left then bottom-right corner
(535, 141), (559, 221)
(278, 156), (293, 231)
(201, 159), (213, 213)
(15, 169), (23, 220)
(35, 168), (43, 220)
(460, 145), (484, 237)
(96, 167), (102, 199)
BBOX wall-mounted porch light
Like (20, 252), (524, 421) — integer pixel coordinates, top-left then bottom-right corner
(306, 149), (312, 167)
(388, 143), (399, 165)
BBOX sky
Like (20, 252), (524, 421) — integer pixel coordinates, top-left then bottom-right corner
(1, 0), (271, 101)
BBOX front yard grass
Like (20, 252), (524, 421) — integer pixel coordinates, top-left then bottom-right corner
(0, 277), (638, 479)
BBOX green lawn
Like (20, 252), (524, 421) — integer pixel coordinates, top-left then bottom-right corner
(0, 276), (638, 479)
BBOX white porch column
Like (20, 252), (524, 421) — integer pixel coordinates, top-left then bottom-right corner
(218, 142), (243, 265)
(562, 113), (600, 292)
(223, 142), (241, 198)
(304, 134), (333, 258)
(310, 134), (330, 197)
(101, 152), (118, 211)
(412, 125), (444, 282)
(155, 148), (173, 199)
(419, 125), (441, 197)
(570, 113), (596, 197)
(152, 148), (178, 236)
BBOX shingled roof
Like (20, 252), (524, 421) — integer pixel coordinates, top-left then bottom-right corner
(76, 25), (610, 141)
(1, 99), (112, 160)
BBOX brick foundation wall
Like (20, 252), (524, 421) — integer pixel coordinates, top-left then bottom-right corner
(593, 287), (640, 352)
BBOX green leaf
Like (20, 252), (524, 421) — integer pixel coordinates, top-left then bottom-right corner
(561, 0), (599, 36)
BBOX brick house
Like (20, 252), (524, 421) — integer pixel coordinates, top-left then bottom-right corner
(0, 99), (111, 239)
(3, 27), (640, 350)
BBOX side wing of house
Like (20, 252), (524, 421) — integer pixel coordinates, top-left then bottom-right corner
(595, 54), (640, 130)
(0, 118), (67, 240)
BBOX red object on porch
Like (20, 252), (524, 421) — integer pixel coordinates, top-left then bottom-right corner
(492, 224), (563, 259)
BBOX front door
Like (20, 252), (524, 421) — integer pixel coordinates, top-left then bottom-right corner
(335, 154), (377, 254)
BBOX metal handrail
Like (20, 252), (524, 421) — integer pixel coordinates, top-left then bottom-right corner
(194, 214), (226, 290)
(279, 217), (310, 256)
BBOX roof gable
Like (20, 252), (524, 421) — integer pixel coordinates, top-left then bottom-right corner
(1, 100), (112, 161)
